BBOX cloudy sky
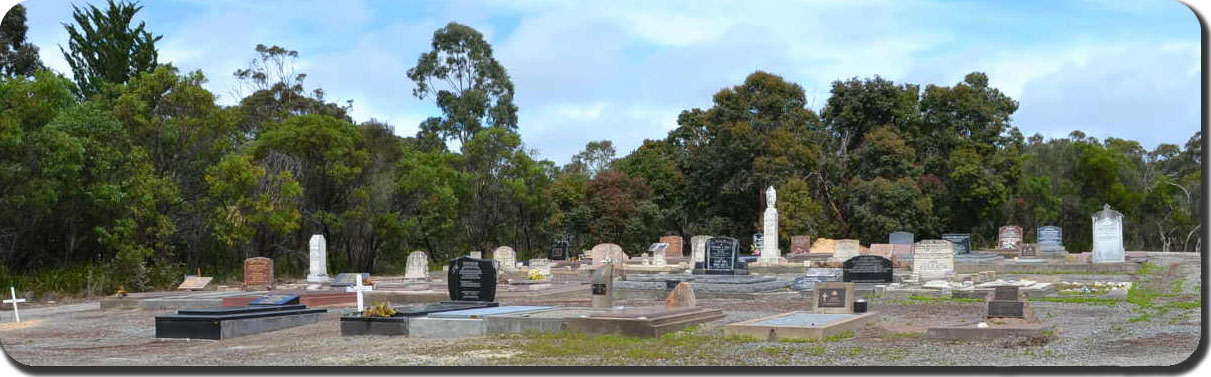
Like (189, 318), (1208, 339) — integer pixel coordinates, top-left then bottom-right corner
(17, 0), (1202, 163)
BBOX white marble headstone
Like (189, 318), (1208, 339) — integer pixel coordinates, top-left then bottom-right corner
(306, 234), (330, 283)
(494, 246), (517, 271)
(1092, 204), (1125, 263)
(404, 250), (428, 279)
(912, 240), (955, 281)
(759, 186), (781, 263)
(691, 235), (711, 263)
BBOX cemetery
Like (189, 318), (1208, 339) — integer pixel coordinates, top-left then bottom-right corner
(0, 192), (1201, 367)
(0, 2), (1200, 368)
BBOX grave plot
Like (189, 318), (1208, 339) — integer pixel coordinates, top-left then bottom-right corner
(154, 295), (327, 340)
(341, 256), (503, 336)
(406, 305), (555, 338)
(927, 286), (1053, 340)
(133, 291), (267, 310)
(562, 306), (726, 338)
(722, 311), (878, 341)
(614, 274), (791, 299)
(485, 307), (611, 335)
(222, 291), (355, 307)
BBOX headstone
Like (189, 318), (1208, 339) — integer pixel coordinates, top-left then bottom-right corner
(790, 236), (811, 255)
(249, 294), (300, 306)
(1019, 243), (1037, 257)
(666, 282), (696, 309)
(242, 257), (274, 291)
(890, 244), (913, 262)
(469, 251), (482, 259)
(177, 276), (213, 291)
(331, 273), (370, 288)
(660, 236), (684, 258)
(760, 186), (782, 263)
(941, 233), (971, 255)
(811, 282), (855, 314)
(843, 255), (893, 283)
(830, 239), (860, 262)
(791, 268), (842, 291)
(867, 244), (893, 258)
(549, 240), (570, 261)
(590, 243), (627, 267)
(704, 237), (740, 274)
(651, 243), (669, 267)
(889, 231), (914, 246)
(4, 287), (26, 323)
(1092, 204), (1125, 263)
(752, 233), (764, 255)
(986, 285), (1035, 321)
(447, 256), (498, 302)
(912, 240), (955, 281)
(493, 246), (517, 272)
(529, 258), (552, 277)
(691, 235), (711, 263)
(306, 234), (331, 283)
(997, 226), (1024, 251)
(1037, 226), (1065, 253)
(345, 274), (373, 312)
(591, 264), (614, 308)
(404, 251), (429, 279)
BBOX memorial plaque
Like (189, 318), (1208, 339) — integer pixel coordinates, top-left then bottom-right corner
(1019, 243), (1037, 257)
(331, 273), (370, 287)
(447, 256), (498, 302)
(843, 255), (893, 283)
(243, 257), (274, 291)
(889, 231), (914, 245)
(660, 235), (684, 258)
(249, 294), (300, 306)
(591, 283), (607, 295)
(987, 301), (1026, 318)
(549, 240), (570, 261)
(1092, 204), (1125, 263)
(941, 233), (971, 255)
(790, 236), (811, 255)
(997, 226), (1023, 250)
(177, 276), (213, 291)
(912, 240), (955, 281)
(811, 282), (855, 314)
(705, 237), (739, 274)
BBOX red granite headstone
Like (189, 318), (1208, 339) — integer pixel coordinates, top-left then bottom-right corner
(243, 257), (274, 291)
(660, 236), (684, 258)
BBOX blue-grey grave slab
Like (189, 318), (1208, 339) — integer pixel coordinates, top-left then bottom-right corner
(889, 232), (914, 245)
(941, 233), (971, 255)
(1037, 226), (1065, 254)
(427, 305), (552, 319)
(249, 294), (299, 306)
(330, 273), (370, 287)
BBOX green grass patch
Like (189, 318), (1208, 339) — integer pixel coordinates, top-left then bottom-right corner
(1035, 297), (1120, 305)
(1167, 300), (1201, 310)
(510, 329), (757, 362)
(1135, 262), (1161, 276)
(1128, 313), (1153, 323)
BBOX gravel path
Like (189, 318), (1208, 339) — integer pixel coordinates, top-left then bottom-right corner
(0, 252), (1200, 366)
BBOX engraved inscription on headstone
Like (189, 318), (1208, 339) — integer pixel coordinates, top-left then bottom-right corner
(941, 233), (971, 255)
(811, 282), (855, 314)
(493, 246), (517, 271)
(549, 240), (570, 261)
(843, 255), (893, 283)
(306, 234), (330, 283)
(243, 257), (274, 291)
(987, 301), (1025, 318)
(997, 226), (1024, 250)
(404, 251), (429, 279)
(705, 237), (739, 274)
(912, 240), (955, 281)
(1037, 226), (1065, 253)
(1092, 205), (1125, 263)
(447, 256), (498, 302)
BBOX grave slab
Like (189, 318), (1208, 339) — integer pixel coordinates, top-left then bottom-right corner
(563, 306), (725, 337)
(485, 307), (608, 335)
(155, 304), (326, 340)
(722, 311), (879, 341)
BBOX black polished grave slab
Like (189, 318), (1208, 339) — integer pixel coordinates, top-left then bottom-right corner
(842, 255), (893, 283)
(155, 304), (326, 340)
(448, 256), (497, 302)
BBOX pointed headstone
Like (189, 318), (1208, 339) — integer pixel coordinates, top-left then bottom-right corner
(306, 234), (331, 283)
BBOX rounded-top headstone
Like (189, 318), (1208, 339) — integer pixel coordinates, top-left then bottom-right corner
(404, 251), (429, 279)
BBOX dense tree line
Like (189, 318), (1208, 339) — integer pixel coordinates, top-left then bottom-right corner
(0, 2), (1201, 295)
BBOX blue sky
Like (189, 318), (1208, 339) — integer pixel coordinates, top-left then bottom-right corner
(13, 0), (1203, 163)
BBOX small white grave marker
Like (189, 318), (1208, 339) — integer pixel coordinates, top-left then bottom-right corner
(345, 274), (373, 312)
(5, 287), (27, 323)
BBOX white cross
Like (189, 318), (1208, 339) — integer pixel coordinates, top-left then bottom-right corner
(345, 275), (373, 312)
(4, 287), (27, 323)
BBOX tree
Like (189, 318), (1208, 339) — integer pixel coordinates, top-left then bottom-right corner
(60, 0), (161, 98)
(232, 44), (350, 139)
(1, 4), (44, 77)
(569, 140), (617, 178)
(407, 22), (517, 146)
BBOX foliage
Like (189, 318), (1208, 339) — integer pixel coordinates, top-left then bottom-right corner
(60, 0), (161, 98)
(1, 4), (45, 77)
(362, 302), (397, 318)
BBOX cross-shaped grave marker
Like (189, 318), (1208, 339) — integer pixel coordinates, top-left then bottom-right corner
(345, 274), (373, 312)
(4, 287), (27, 323)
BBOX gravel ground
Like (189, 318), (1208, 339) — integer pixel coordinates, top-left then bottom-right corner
(0, 252), (1201, 367)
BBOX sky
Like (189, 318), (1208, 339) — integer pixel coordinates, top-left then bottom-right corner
(12, 0), (1203, 164)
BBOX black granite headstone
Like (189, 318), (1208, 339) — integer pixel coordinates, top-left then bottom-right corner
(447, 256), (498, 302)
(941, 233), (971, 255)
(249, 294), (300, 306)
(993, 286), (1020, 301)
(817, 287), (848, 308)
(549, 240), (570, 261)
(987, 301), (1025, 318)
(705, 237), (739, 274)
(842, 255), (893, 283)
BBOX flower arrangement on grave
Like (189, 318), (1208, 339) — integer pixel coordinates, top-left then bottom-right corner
(527, 268), (547, 281)
(362, 302), (396, 318)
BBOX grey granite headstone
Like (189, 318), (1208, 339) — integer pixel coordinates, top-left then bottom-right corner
(889, 231), (914, 245)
